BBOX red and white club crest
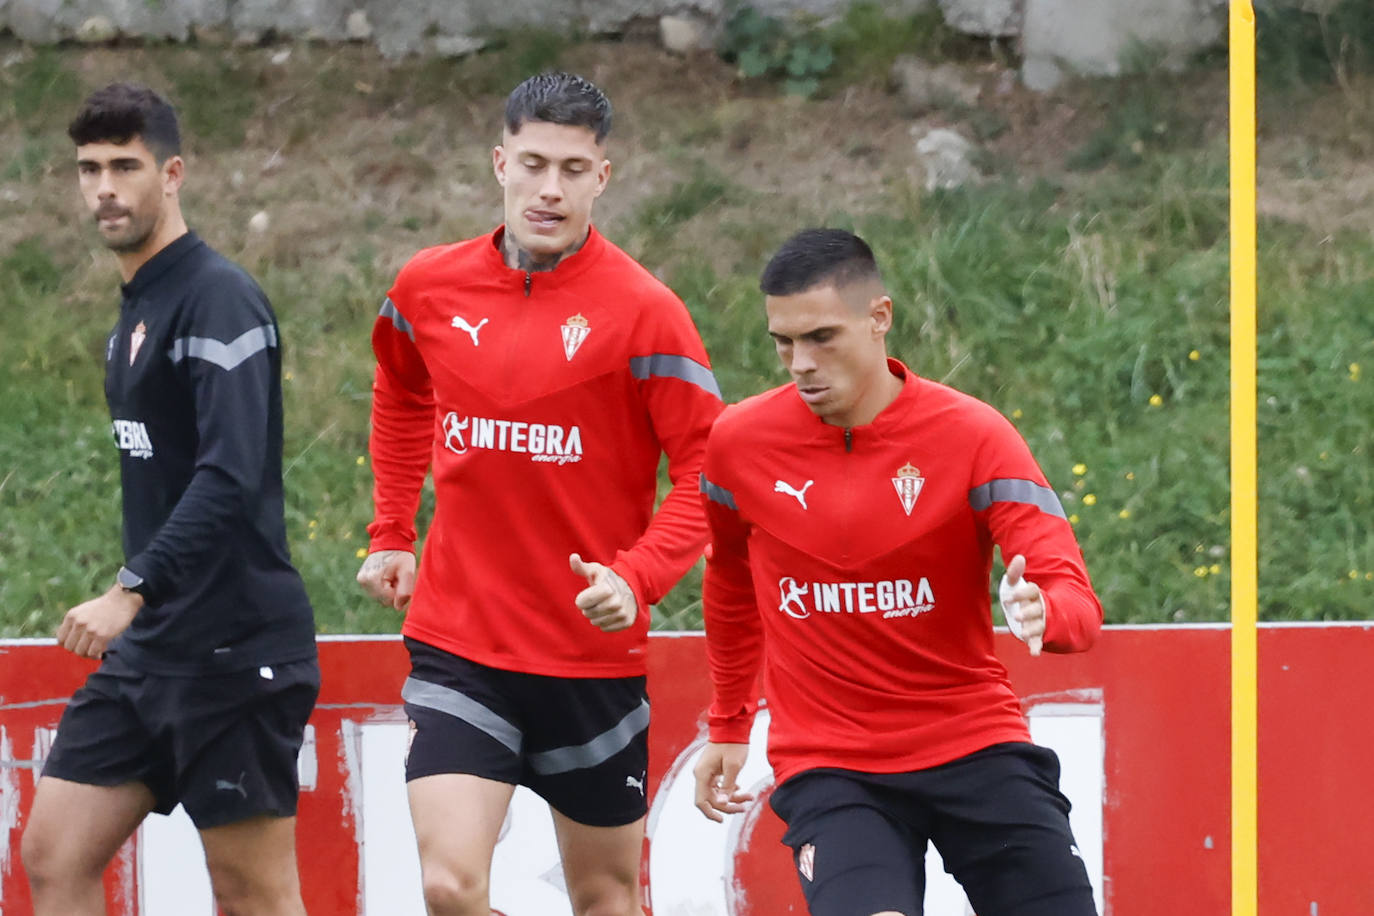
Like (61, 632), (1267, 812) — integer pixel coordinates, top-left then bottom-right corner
(892, 462), (925, 516)
(129, 320), (147, 365)
(561, 313), (590, 361)
(798, 842), (816, 882)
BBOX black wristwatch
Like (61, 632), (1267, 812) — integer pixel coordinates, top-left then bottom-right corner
(116, 565), (148, 598)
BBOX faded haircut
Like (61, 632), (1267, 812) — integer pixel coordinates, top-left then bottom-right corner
(759, 228), (884, 297)
(68, 82), (181, 162)
(504, 71), (613, 143)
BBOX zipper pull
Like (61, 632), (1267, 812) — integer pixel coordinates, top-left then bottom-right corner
(844, 428), (853, 452)
(524, 272), (532, 297)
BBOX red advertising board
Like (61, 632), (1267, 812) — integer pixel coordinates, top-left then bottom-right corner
(2, 625), (1371, 914)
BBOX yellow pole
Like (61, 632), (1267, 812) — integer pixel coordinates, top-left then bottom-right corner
(1229, 3), (1258, 916)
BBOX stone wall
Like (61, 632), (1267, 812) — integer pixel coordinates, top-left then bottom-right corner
(0, 0), (1256, 88)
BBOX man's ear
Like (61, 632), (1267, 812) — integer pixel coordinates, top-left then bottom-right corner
(492, 145), (508, 187)
(870, 295), (894, 335)
(593, 157), (612, 198)
(162, 155), (185, 195)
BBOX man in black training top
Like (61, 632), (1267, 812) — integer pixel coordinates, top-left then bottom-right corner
(20, 83), (319, 916)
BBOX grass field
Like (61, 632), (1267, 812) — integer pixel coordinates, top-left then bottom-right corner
(1, 8), (1371, 636)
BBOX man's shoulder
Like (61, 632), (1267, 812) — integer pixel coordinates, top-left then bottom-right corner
(713, 385), (799, 442)
(591, 234), (682, 305)
(397, 234), (490, 283)
(175, 242), (273, 329)
(914, 376), (1010, 432)
(183, 240), (261, 291)
(395, 233), (497, 298)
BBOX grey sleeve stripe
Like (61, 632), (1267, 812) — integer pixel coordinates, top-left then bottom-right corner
(401, 677), (522, 755)
(528, 699), (650, 776)
(968, 478), (1067, 520)
(379, 297), (415, 342)
(168, 323), (277, 371)
(700, 475), (738, 510)
(630, 354), (722, 400)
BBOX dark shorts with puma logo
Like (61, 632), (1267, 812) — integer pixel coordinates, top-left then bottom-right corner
(769, 743), (1097, 916)
(41, 651), (319, 829)
(402, 636), (650, 827)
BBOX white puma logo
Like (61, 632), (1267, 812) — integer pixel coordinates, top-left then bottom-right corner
(215, 771), (248, 800)
(451, 315), (489, 346)
(774, 478), (814, 509)
(625, 772), (646, 796)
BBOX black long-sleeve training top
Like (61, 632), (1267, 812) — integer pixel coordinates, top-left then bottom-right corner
(103, 231), (316, 675)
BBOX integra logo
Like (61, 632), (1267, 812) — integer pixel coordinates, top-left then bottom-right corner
(442, 411), (582, 465)
(776, 576), (935, 620)
(111, 419), (154, 459)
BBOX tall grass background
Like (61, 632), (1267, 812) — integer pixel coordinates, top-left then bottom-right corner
(1, 3), (1371, 634)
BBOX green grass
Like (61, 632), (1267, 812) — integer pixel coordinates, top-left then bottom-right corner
(1, 34), (1371, 637)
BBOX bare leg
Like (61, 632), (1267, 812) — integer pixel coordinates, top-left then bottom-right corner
(408, 772), (516, 915)
(199, 814), (307, 916)
(552, 809), (645, 916)
(22, 776), (156, 916)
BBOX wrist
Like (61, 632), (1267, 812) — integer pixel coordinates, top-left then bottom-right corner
(116, 565), (149, 605)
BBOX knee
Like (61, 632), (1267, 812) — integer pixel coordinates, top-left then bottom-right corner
(420, 864), (490, 915)
(208, 859), (300, 916)
(21, 822), (99, 891)
(19, 825), (57, 891)
(570, 876), (641, 916)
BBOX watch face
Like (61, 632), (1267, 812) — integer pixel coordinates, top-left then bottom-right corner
(118, 566), (144, 591)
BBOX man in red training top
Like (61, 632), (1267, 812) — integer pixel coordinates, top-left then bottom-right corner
(693, 228), (1101, 916)
(356, 72), (722, 915)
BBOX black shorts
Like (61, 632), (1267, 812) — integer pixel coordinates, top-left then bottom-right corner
(42, 652), (319, 830)
(401, 637), (649, 828)
(769, 743), (1097, 916)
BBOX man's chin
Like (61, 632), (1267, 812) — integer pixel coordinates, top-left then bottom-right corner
(102, 229), (154, 254)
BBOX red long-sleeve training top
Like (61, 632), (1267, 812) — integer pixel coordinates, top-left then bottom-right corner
(368, 226), (723, 677)
(700, 360), (1101, 785)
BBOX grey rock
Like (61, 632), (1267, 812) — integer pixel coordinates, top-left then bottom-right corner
(913, 127), (978, 190)
(75, 15), (117, 43)
(891, 55), (980, 114)
(938, 0), (1018, 37)
(430, 34), (486, 58)
(345, 9), (372, 40)
(1022, 0), (1223, 90)
(659, 14), (710, 54)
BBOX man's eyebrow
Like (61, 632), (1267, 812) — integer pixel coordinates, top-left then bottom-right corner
(77, 157), (143, 167)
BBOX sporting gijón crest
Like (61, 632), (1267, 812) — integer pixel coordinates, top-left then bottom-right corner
(561, 313), (590, 361)
(129, 320), (148, 365)
(892, 462), (925, 516)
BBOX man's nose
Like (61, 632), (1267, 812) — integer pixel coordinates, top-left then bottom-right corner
(789, 344), (817, 374)
(95, 169), (118, 198)
(539, 168), (564, 201)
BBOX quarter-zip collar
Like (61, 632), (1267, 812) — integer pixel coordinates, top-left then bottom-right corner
(120, 230), (202, 301)
(789, 358), (919, 452)
(484, 224), (608, 297)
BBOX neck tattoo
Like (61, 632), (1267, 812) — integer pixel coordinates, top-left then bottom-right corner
(503, 230), (588, 273)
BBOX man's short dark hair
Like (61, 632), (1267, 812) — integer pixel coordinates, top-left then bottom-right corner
(68, 82), (181, 162)
(759, 228), (883, 296)
(504, 71), (612, 143)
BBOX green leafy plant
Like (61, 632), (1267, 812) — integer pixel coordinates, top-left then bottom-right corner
(719, 6), (835, 97)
